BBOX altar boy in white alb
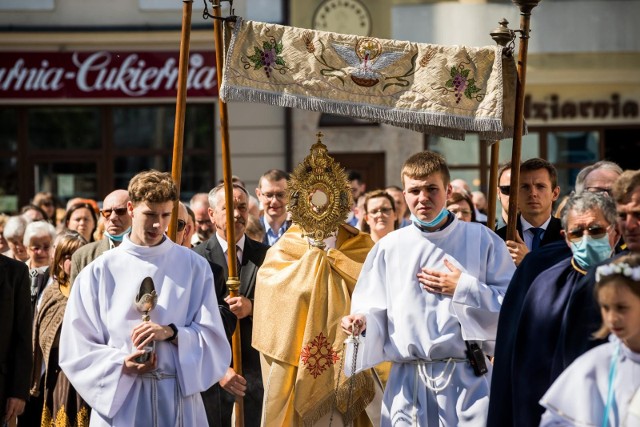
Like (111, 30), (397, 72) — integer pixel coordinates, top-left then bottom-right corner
(342, 151), (515, 426)
(59, 170), (231, 426)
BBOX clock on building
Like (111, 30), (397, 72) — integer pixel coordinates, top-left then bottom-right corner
(312, 0), (372, 36)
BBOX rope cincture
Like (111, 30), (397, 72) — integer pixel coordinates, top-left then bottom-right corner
(140, 371), (183, 427)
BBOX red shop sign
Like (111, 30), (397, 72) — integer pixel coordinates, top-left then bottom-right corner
(0, 50), (218, 100)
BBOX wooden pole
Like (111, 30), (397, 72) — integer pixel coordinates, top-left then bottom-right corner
(168, 0), (193, 242)
(487, 140), (500, 230)
(211, 2), (244, 425)
(506, 1), (541, 241)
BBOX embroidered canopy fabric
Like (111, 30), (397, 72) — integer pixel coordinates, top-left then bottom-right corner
(220, 18), (519, 140)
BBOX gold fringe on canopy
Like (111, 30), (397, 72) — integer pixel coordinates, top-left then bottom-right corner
(220, 18), (520, 141)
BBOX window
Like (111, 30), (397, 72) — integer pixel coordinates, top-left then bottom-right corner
(0, 0), (53, 11)
(28, 107), (102, 150)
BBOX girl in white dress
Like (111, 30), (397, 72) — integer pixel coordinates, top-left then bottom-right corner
(539, 254), (640, 426)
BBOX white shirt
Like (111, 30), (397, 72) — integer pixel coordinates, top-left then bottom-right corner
(520, 215), (552, 250)
(216, 232), (245, 264)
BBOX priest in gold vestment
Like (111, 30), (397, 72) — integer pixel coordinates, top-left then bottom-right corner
(252, 136), (381, 426)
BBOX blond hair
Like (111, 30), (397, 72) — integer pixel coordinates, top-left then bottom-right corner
(128, 170), (178, 205)
(401, 151), (450, 187)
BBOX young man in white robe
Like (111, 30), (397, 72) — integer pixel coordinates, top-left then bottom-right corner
(341, 151), (515, 426)
(59, 170), (231, 427)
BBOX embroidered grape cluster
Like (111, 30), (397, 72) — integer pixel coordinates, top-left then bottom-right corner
(452, 74), (467, 104)
(247, 40), (286, 78)
(445, 65), (481, 104)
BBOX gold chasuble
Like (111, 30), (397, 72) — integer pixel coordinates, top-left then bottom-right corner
(253, 223), (375, 426)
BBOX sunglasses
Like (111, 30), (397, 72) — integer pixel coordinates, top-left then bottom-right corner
(566, 225), (610, 243)
(177, 219), (186, 232)
(101, 207), (128, 219)
(498, 185), (510, 195)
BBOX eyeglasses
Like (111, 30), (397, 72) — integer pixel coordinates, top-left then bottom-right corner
(368, 207), (393, 216)
(498, 185), (510, 196)
(449, 208), (472, 216)
(262, 192), (287, 200)
(41, 201), (54, 207)
(566, 225), (610, 243)
(177, 219), (186, 232)
(29, 245), (51, 252)
(101, 207), (128, 219)
(586, 186), (613, 197)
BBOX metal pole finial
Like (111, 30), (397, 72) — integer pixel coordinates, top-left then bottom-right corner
(490, 18), (514, 47)
(512, 0), (542, 15)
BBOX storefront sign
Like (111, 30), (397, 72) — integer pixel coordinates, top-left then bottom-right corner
(525, 93), (639, 123)
(0, 50), (217, 100)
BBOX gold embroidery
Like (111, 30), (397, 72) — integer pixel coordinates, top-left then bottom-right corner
(41, 405), (52, 426)
(53, 404), (69, 427)
(77, 406), (90, 427)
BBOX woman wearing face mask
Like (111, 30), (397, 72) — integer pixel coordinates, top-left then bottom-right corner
(488, 191), (621, 427)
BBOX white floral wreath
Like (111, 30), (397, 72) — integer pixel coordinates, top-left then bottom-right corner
(596, 262), (640, 282)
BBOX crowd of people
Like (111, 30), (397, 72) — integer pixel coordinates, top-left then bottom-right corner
(1, 151), (639, 427)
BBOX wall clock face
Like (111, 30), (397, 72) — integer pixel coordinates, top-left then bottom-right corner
(312, 0), (372, 36)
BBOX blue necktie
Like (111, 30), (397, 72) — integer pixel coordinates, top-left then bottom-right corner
(530, 227), (544, 250)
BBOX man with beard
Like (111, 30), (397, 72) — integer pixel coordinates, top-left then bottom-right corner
(194, 183), (269, 427)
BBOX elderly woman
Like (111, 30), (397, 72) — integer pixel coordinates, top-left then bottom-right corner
(446, 191), (477, 223)
(31, 231), (89, 426)
(3, 215), (29, 262)
(22, 221), (58, 325)
(63, 202), (97, 243)
(362, 190), (398, 242)
(24, 221), (56, 271)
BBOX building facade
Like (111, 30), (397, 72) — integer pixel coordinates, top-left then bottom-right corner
(1, 0), (638, 211)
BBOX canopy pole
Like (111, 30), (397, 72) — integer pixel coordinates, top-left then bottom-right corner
(487, 18), (514, 231)
(211, 1), (244, 425)
(487, 141), (500, 230)
(506, 1), (541, 241)
(169, 0), (194, 241)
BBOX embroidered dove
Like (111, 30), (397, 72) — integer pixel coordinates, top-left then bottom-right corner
(332, 39), (405, 87)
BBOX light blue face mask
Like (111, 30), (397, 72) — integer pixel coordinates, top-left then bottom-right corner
(411, 207), (449, 229)
(570, 234), (613, 270)
(104, 227), (131, 243)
